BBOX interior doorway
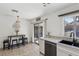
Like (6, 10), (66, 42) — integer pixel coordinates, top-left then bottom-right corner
(34, 22), (44, 45)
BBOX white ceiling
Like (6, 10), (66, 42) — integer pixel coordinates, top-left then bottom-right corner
(0, 3), (74, 19)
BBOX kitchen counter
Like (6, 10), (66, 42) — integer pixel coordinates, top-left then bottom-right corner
(40, 37), (79, 56)
(40, 38), (62, 43)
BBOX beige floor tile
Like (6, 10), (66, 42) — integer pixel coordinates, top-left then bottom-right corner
(0, 43), (42, 56)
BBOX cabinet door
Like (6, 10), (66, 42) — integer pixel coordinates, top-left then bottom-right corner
(57, 44), (78, 56)
(39, 39), (45, 54)
(57, 47), (78, 56)
(57, 48), (68, 56)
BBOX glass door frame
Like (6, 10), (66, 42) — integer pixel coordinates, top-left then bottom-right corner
(34, 22), (43, 45)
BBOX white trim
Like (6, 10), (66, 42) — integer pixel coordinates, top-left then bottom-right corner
(31, 19), (47, 43)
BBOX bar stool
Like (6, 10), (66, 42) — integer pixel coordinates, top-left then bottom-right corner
(12, 39), (18, 48)
(3, 39), (10, 50)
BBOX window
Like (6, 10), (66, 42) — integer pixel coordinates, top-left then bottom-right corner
(64, 16), (79, 38)
(64, 17), (74, 32)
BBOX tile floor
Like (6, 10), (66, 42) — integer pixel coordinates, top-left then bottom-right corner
(0, 43), (42, 56)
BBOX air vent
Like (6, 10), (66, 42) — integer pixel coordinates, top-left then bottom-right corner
(12, 9), (19, 13)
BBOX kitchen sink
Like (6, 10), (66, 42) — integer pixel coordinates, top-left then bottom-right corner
(59, 40), (73, 45)
(59, 40), (79, 47)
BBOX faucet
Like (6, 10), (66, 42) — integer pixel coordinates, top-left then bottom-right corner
(70, 32), (77, 45)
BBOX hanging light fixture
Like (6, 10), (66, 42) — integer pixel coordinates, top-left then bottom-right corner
(12, 9), (20, 35)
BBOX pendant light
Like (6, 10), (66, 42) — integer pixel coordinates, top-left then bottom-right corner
(12, 9), (20, 35)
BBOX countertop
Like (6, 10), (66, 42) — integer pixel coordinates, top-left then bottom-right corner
(40, 37), (62, 43)
(40, 37), (79, 56)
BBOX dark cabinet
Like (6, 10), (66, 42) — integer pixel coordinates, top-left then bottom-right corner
(45, 40), (57, 56)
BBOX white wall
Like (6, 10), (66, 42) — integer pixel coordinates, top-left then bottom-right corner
(42, 4), (79, 37)
(0, 15), (31, 48)
(19, 19), (32, 42)
(44, 13), (64, 36)
(42, 12), (64, 37)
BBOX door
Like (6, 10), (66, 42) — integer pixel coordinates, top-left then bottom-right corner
(34, 23), (43, 44)
(34, 24), (39, 44)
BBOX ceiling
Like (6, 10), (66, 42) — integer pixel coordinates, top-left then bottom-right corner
(0, 3), (74, 19)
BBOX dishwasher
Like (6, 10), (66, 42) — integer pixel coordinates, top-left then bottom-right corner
(45, 40), (57, 56)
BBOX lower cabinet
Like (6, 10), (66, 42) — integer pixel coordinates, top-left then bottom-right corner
(39, 39), (45, 55)
(57, 47), (70, 56)
(39, 39), (78, 56)
(45, 40), (57, 56)
(57, 45), (78, 56)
